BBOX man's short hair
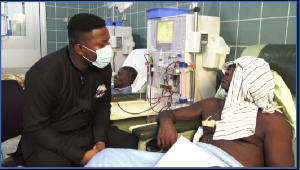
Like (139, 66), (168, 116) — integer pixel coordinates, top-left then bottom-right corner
(123, 66), (138, 84)
(67, 13), (106, 47)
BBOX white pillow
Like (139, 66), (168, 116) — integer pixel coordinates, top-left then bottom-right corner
(122, 49), (148, 93)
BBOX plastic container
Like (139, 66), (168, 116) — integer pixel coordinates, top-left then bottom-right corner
(115, 21), (122, 26)
(179, 62), (187, 103)
(146, 7), (189, 19)
(105, 21), (113, 26)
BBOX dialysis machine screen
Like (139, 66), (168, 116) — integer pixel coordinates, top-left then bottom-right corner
(157, 21), (173, 44)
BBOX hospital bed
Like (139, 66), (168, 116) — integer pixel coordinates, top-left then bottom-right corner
(130, 44), (297, 166)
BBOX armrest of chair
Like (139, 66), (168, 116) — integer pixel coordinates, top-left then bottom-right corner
(132, 119), (201, 140)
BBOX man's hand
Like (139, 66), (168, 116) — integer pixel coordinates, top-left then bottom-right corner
(93, 141), (106, 151)
(80, 141), (106, 166)
(80, 148), (99, 166)
(157, 118), (178, 150)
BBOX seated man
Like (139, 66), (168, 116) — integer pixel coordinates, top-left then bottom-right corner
(85, 56), (294, 167)
(111, 66), (137, 95)
(21, 13), (139, 167)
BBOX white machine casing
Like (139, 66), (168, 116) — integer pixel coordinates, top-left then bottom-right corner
(107, 26), (135, 72)
(146, 14), (230, 109)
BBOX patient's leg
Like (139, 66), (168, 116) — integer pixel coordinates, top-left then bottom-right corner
(85, 148), (164, 167)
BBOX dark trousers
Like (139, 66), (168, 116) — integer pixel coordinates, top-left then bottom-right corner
(21, 126), (139, 167)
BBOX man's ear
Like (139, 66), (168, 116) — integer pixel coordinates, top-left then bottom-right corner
(74, 44), (84, 56)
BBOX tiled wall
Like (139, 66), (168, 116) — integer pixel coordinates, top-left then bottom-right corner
(46, 2), (90, 53)
(46, 2), (297, 61)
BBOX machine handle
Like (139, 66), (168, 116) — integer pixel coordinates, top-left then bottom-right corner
(1, 14), (8, 36)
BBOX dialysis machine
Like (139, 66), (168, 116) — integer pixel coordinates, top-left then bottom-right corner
(146, 13), (230, 110)
(107, 25), (135, 72)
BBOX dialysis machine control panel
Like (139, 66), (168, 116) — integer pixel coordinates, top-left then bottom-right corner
(146, 14), (230, 111)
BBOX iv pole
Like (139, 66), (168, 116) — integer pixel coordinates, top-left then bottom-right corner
(191, 3), (200, 102)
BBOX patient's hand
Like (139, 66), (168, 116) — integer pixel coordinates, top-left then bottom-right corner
(80, 148), (99, 166)
(157, 118), (178, 150)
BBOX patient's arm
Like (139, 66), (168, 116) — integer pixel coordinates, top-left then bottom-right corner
(262, 111), (294, 167)
(156, 98), (217, 149)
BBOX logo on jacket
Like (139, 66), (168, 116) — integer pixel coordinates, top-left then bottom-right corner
(94, 84), (107, 98)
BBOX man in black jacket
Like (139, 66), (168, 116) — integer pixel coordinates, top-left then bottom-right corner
(21, 13), (138, 167)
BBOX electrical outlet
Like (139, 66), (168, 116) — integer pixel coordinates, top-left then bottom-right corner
(122, 13), (127, 21)
(63, 17), (69, 22)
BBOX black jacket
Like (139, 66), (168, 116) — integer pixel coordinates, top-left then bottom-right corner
(21, 46), (112, 164)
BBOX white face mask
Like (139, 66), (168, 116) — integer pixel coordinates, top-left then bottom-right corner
(81, 44), (114, 68)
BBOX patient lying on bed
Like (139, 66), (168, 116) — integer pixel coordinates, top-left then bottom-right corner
(85, 56), (295, 167)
